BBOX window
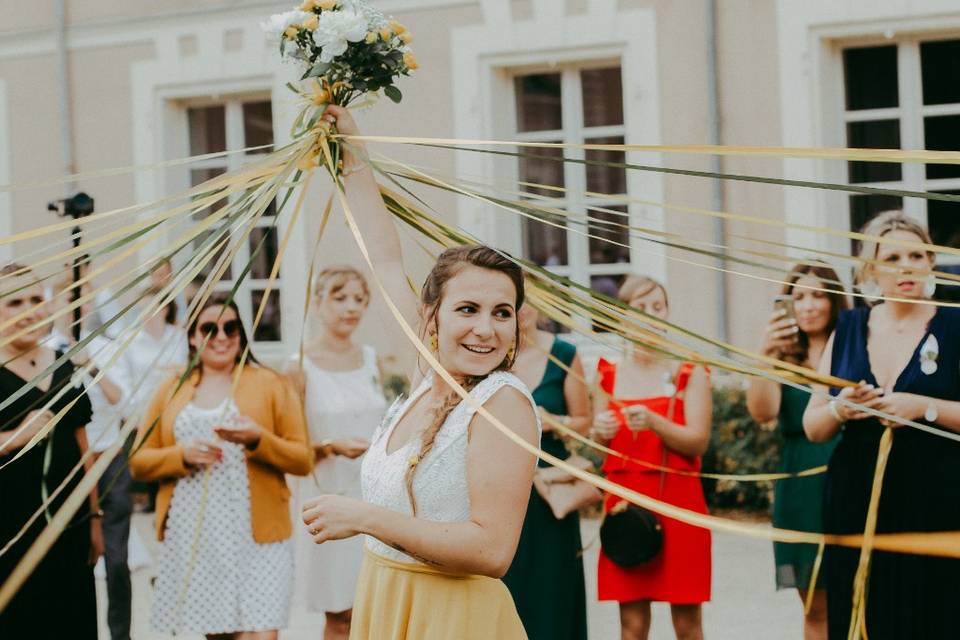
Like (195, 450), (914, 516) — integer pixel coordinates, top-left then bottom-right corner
(185, 97), (283, 343)
(513, 65), (630, 302)
(841, 38), (960, 255)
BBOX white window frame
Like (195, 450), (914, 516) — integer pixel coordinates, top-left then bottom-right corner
(776, 2), (960, 266)
(451, 1), (663, 357)
(509, 62), (631, 288)
(178, 94), (285, 348)
(839, 34), (960, 262)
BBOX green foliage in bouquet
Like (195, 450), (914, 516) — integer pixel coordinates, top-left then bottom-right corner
(263, 0), (417, 109)
(701, 384), (783, 512)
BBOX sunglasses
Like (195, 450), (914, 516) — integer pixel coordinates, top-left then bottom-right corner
(198, 319), (241, 339)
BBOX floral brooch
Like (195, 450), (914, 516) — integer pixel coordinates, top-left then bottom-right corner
(919, 334), (939, 376)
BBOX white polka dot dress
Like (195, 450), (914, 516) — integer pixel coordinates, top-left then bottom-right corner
(151, 398), (293, 635)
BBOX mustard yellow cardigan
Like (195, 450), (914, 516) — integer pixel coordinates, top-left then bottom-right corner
(129, 365), (313, 543)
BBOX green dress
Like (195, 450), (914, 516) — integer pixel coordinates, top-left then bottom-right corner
(503, 339), (587, 640)
(771, 384), (838, 590)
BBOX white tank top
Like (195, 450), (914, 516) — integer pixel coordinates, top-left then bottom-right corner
(297, 345), (387, 496)
(360, 371), (540, 563)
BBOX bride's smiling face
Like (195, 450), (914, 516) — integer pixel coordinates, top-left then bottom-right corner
(426, 266), (518, 378)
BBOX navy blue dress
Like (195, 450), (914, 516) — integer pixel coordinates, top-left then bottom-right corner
(826, 306), (960, 639)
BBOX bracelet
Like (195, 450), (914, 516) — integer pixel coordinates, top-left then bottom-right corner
(90, 508), (104, 519)
(828, 399), (844, 423)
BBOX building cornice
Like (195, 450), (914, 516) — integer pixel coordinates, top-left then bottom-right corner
(0, 0), (476, 59)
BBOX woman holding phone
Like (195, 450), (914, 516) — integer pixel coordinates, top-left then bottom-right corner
(130, 294), (312, 640)
(592, 275), (712, 640)
(747, 263), (848, 640)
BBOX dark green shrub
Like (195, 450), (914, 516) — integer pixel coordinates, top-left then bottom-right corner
(701, 384), (782, 512)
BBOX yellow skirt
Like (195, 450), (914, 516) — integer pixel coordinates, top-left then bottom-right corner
(349, 549), (527, 639)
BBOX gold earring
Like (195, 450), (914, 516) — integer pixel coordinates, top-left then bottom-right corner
(506, 342), (516, 360)
(429, 333), (438, 352)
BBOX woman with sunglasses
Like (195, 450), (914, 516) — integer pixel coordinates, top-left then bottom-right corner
(130, 294), (313, 640)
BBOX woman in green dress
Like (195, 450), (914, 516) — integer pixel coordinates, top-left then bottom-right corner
(503, 304), (591, 640)
(746, 263), (848, 640)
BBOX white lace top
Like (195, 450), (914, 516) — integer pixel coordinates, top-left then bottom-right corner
(360, 371), (540, 564)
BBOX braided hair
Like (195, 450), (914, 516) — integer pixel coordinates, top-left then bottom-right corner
(404, 246), (524, 515)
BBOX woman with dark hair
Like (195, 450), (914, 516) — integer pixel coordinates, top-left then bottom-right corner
(746, 262), (848, 640)
(130, 293), (313, 639)
(804, 212), (960, 639)
(301, 106), (540, 639)
(591, 274), (712, 640)
(0, 264), (101, 639)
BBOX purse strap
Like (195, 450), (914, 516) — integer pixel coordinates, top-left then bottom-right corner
(658, 365), (685, 498)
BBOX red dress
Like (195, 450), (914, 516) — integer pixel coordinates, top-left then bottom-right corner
(596, 359), (712, 604)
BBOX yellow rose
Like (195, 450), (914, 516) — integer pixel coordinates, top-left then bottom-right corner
(399, 32), (413, 44)
(317, 0), (337, 9)
(299, 0), (315, 10)
(284, 26), (299, 40)
(303, 15), (319, 31)
(365, 31), (378, 44)
(389, 20), (407, 34)
(403, 51), (419, 70)
(379, 27), (393, 41)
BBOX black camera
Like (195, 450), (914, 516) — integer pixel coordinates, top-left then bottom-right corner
(48, 192), (94, 218)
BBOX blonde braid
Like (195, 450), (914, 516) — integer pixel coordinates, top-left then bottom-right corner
(404, 376), (482, 516)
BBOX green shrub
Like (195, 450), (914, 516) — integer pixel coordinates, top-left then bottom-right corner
(382, 373), (410, 402)
(701, 384), (782, 512)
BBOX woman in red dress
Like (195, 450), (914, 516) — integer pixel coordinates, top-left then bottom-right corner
(592, 275), (712, 640)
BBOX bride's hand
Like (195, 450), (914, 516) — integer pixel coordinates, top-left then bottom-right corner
(302, 494), (370, 544)
(322, 104), (359, 136)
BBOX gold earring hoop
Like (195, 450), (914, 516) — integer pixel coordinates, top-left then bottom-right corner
(506, 342), (516, 361)
(429, 333), (438, 352)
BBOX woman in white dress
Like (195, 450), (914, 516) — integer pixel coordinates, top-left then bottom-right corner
(286, 266), (387, 639)
(301, 106), (541, 640)
(130, 294), (313, 640)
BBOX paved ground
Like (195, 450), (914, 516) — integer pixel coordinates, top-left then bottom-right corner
(99, 514), (803, 639)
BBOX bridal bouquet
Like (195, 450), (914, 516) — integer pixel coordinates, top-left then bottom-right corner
(263, 0), (417, 108)
(263, 0), (417, 173)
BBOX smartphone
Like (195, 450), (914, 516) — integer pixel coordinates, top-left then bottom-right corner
(773, 294), (796, 323)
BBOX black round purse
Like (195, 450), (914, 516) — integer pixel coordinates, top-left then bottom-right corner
(599, 500), (663, 567)
(599, 384), (678, 568)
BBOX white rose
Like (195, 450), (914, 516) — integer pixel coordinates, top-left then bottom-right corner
(312, 9), (369, 63)
(261, 10), (313, 41)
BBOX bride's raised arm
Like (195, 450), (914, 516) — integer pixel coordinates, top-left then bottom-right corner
(321, 105), (419, 333)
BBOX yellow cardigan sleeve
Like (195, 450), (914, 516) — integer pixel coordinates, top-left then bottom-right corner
(129, 378), (190, 481)
(246, 374), (313, 476)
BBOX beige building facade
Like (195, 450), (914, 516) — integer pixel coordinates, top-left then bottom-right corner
(1, 0), (958, 371)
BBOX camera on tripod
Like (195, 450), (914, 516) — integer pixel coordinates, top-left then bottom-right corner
(48, 192), (94, 218)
